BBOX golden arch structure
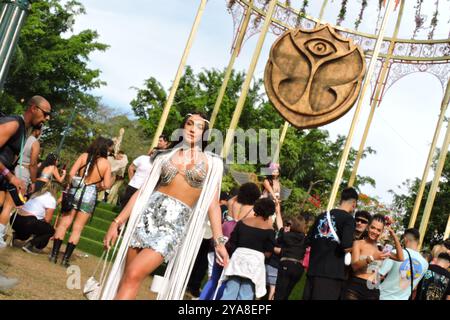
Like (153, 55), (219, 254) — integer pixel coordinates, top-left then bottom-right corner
(150, 0), (450, 247)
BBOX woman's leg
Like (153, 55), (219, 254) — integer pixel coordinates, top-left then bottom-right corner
(284, 265), (304, 299)
(115, 247), (164, 300)
(60, 210), (89, 267)
(29, 220), (55, 249)
(50, 210), (75, 262)
(0, 193), (14, 225)
(53, 209), (76, 240)
(67, 211), (90, 245)
(10, 214), (33, 241)
(274, 261), (290, 300)
(220, 276), (241, 300)
(237, 278), (255, 300)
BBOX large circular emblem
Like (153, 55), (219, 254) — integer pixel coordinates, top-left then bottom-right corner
(264, 24), (366, 129)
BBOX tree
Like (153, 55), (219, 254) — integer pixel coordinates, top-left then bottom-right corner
(131, 66), (377, 217)
(0, 0), (108, 157)
(390, 151), (450, 246)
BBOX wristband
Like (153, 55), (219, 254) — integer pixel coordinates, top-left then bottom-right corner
(214, 235), (228, 247)
(1, 167), (10, 177)
(113, 218), (122, 226)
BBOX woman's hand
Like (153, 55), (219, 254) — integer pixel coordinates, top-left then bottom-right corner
(215, 245), (229, 267)
(104, 222), (119, 250)
(386, 226), (396, 236)
(373, 250), (390, 261)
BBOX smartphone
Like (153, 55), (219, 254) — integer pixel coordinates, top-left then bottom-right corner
(383, 244), (393, 255)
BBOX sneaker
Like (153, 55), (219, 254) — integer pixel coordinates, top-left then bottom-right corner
(0, 275), (18, 290)
(22, 241), (38, 255)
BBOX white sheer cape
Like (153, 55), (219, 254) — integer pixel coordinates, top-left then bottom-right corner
(100, 147), (223, 300)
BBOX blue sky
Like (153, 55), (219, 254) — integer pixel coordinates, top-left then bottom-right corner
(73, 0), (450, 204)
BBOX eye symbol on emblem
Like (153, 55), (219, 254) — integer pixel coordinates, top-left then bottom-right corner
(305, 39), (336, 57)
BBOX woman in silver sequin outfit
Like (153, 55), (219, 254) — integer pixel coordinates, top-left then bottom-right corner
(103, 112), (229, 300)
(50, 137), (113, 267)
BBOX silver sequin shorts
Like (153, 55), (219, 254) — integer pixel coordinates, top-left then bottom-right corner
(69, 179), (98, 214)
(129, 191), (192, 262)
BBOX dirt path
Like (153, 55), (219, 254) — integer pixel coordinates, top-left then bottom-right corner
(0, 243), (156, 300)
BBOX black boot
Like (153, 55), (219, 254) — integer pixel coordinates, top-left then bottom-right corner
(61, 242), (76, 268)
(49, 239), (63, 263)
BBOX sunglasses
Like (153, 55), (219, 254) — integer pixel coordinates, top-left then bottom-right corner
(36, 105), (51, 117)
(355, 218), (369, 224)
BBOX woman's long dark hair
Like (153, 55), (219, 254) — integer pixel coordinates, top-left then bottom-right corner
(264, 164), (281, 187)
(37, 153), (58, 177)
(172, 111), (210, 151)
(85, 137), (114, 175)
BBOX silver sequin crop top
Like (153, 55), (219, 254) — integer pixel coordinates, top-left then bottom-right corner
(160, 159), (207, 188)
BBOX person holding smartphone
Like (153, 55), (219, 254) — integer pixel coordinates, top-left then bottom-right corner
(343, 214), (404, 300)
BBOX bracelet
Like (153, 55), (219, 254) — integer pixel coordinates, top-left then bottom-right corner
(1, 167), (10, 177)
(113, 218), (122, 226)
(214, 235), (228, 247)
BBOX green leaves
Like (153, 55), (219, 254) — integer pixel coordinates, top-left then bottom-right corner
(132, 66), (377, 217)
(0, 0), (109, 162)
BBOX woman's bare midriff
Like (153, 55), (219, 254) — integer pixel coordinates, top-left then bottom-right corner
(354, 241), (382, 282)
(156, 174), (202, 208)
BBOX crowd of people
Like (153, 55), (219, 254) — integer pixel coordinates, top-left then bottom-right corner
(0, 101), (449, 301)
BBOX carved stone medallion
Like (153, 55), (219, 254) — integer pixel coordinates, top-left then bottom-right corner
(264, 24), (366, 129)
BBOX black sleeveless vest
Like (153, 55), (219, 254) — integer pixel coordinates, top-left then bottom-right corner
(0, 115), (27, 170)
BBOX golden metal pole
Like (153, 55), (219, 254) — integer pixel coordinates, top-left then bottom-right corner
(318, 0), (329, 20)
(272, 121), (289, 164)
(444, 215), (450, 240)
(409, 80), (450, 228)
(208, 0), (253, 132)
(149, 0), (208, 151)
(348, 0), (406, 187)
(221, 0), (278, 158)
(418, 117), (450, 249)
(326, 0), (396, 212)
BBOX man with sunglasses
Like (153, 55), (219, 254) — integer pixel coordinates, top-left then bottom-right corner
(354, 210), (372, 240)
(0, 95), (52, 249)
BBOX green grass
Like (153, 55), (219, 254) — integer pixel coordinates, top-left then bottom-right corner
(50, 202), (121, 258)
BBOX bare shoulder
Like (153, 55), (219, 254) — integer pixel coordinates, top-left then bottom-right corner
(98, 157), (111, 169)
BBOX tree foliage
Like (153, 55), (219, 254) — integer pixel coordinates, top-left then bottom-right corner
(131, 66), (377, 217)
(390, 151), (450, 246)
(1, 0), (109, 158)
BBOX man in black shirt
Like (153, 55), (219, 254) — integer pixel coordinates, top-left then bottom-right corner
(0, 96), (52, 248)
(303, 187), (358, 300)
(415, 252), (450, 300)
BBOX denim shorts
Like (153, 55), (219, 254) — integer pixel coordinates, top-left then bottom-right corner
(266, 264), (278, 286)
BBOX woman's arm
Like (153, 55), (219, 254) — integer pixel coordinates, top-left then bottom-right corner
(128, 163), (136, 180)
(104, 189), (140, 249)
(69, 154), (85, 182)
(351, 240), (367, 272)
(263, 179), (276, 199)
(208, 188), (229, 267)
(44, 208), (55, 224)
(53, 166), (66, 184)
(387, 227), (404, 262)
